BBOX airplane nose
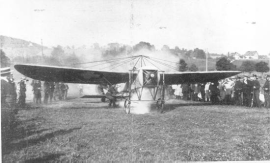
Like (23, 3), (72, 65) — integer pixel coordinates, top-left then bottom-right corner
(150, 74), (155, 78)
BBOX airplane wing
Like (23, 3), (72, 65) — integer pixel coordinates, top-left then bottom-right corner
(163, 71), (241, 85)
(14, 64), (134, 85)
(15, 64), (240, 86)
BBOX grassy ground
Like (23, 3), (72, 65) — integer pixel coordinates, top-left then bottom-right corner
(2, 98), (270, 162)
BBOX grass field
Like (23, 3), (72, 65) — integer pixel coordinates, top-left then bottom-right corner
(2, 98), (270, 162)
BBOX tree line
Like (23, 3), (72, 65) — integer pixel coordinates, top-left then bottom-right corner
(178, 56), (269, 74)
(2, 40), (269, 74)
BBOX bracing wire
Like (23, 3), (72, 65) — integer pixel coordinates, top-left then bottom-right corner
(85, 57), (135, 69)
(71, 54), (181, 72)
(133, 57), (141, 69)
(100, 57), (137, 70)
(142, 57), (147, 66)
(143, 57), (162, 71)
(107, 57), (138, 70)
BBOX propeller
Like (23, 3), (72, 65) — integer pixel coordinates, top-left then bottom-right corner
(143, 70), (157, 86)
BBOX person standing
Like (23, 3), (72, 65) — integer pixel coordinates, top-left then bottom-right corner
(43, 81), (50, 104)
(64, 84), (69, 99)
(18, 79), (27, 108)
(54, 82), (60, 100)
(209, 82), (220, 104)
(31, 80), (36, 103)
(60, 83), (66, 100)
(242, 76), (253, 107)
(106, 85), (117, 107)
(34, 80), (42, 104)
(205, 82), (211, 102)
(7, 75), (17, 108)
(251, 75), (261, 108)
(234, 76), (243, 106)
(49, 82), (55, 102)
(263, 75), (270, 108)
(79, 84), (83, 96)
(181, 83), (189, 100)
(190, 84), (195, 101)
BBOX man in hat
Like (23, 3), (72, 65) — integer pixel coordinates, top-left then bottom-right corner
(106, 85), (117, 107)
(181, 83), (189, 100)
(34, 80), (42, 104)
(263, 75), (270, 108)
(234, 76), (243, 106)
(18, 78), (27, 108)
(7, 74), (17, 108)
(209, 81), (220, 104)
(1, 68), (11, 106)
(49, 82), (55, 102)
(250, 74), (261, 107)
(242, 75), (253, 107)
(43, 81), (50, 104)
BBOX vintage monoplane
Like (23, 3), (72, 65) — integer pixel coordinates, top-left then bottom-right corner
(14, 55), (240, 113)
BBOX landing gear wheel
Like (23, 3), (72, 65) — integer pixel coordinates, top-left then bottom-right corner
(156, 98), (164, 113)
(124, 99), (131, 114)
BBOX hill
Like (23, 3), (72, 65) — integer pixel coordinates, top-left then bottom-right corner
(0, 35), (48, 59)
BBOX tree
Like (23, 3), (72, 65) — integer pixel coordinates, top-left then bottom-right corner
(192, 48), (206, 59)
(184, 50), (192, 59)
(0, 50), (11, 67)
(179, 59), (188, 71)
(255, 61), (269, 74)
(51, 45), (65, 64)
(103, 43), (127, 56)
(161, 45), (170, 51)
(64, 52), (81, 67)
(216, 57), (236, 71)
(133, 42), (155, 51)
(239, 61), (256, 73)
(189, 64), (198, 71)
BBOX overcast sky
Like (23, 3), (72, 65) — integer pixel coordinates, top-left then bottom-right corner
(1, 0), (270, 55)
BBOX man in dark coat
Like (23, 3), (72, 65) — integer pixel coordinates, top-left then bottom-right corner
(251, 75), (261, 107)
(7, 75), (17, 108)
(181, 83), (189, 100)
(49, 82), (55, 102)
(242, 76), (253, 107)
(18, 79), (27, 108)
(43, 81), (50, 104)
(263, 75), (270, 108)
(106, 85), (117, 107)
(209, 81), (220, 104)
(34, 80), (42, 104)
(234, 76), (243, 106)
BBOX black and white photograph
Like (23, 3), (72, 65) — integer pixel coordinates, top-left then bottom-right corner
(1, 0), (270, 162)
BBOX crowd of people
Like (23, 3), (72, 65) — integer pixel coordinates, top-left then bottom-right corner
(1, 71), (269, 109)
(31, 80), (69, 104)
(1, 74), (27, 109)
(173, 74), (270, 108)
(1, 73), (69, 109)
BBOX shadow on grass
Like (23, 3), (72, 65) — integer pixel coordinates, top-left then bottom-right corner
(3, 126), (81, 155)
(9, 127), (81, 153)
(24, 153), (65, 163)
